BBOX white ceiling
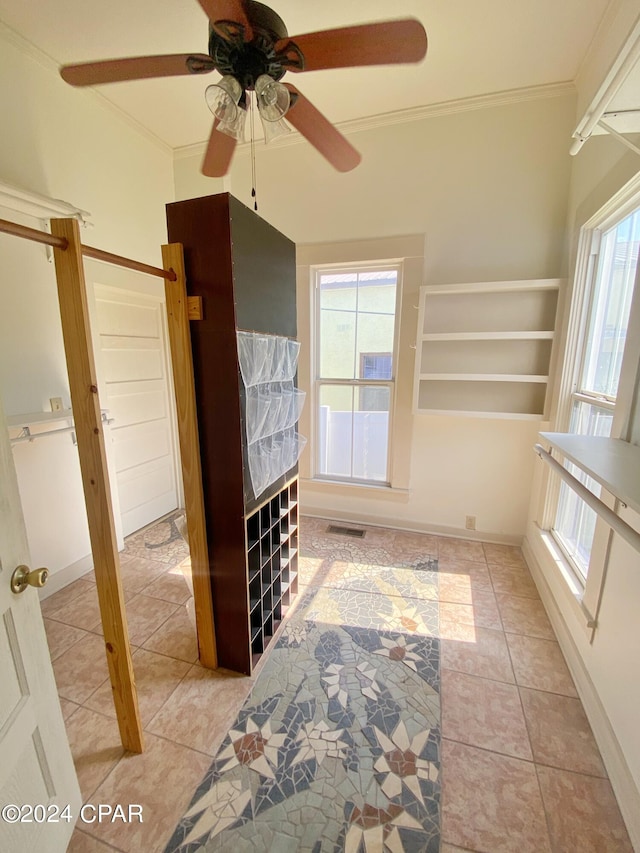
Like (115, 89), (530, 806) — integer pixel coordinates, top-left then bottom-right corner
(0, 0), (613, 149)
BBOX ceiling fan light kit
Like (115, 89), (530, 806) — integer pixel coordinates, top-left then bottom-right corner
(59, 0), (428, 177)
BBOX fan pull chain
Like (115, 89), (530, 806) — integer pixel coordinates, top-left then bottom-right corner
(249, 93), (258, 211)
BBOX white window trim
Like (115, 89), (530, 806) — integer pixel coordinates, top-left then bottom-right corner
(311, 261), (403, 487)
(541, 174), (640, 627)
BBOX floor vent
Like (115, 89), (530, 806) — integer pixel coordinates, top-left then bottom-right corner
(327, 524), (366, 538)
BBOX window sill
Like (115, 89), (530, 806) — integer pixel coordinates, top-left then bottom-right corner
(301, 477), (411, 502)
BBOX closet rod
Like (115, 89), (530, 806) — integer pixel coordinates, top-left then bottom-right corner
(0, 216), (176, 281)
(11, 424), (76, 445)
(81, 244), (177, 281)
(0, 216), (68, 249)
(534, 443), (640, 555)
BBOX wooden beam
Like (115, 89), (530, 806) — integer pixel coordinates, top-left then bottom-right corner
(162, 243), (217, 669)
(50, 218), (143, 753)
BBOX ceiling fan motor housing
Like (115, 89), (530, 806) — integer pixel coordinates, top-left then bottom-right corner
(208, 1), (289, 90)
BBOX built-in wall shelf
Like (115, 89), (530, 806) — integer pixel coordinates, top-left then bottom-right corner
(421, 331), (555, 342)
(540, 433), (640, 515)
(414, 279), (563, 418)
(419, 374), (549, 383)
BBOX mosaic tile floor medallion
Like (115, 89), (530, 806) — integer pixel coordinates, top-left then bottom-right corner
(165, 527), (441, 853)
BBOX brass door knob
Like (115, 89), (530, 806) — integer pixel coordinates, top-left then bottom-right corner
(11, 564), (49, 594)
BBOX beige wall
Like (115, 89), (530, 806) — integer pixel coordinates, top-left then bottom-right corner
(176, 91), (576, 540)
(0, 26), (174, 587)
(525, 125), (640, 848)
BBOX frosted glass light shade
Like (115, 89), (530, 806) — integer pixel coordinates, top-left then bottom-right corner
(255, 74), (290, 121)
(260, 114), (291, 143)
(205, 75), (242, 122)
(217, 102), (248, 142)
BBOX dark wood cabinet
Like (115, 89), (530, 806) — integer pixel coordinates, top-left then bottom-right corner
(166, 193), (299, 675)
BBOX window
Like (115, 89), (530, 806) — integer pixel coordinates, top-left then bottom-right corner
(314, 266), (400, 484)
(552, 207), (640, 579)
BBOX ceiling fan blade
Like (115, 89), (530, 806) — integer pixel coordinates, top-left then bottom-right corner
(277, 19), (427, 72)
(283, 85), (361, 172)
(60, 54), (215, 86)
(202, 120), (237, 177)
(197, 0), (254, 41)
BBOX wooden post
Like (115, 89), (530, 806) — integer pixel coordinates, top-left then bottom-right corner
(162, 243), (217, 669)
(51, 218), (143, 753)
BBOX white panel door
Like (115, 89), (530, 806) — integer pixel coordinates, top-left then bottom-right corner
(94, 286), (179, 536)
(0, 399), (81, 853)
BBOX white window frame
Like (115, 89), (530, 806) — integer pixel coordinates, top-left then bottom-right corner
(312, 262), (403, 487)
(542, 179), (640, 618)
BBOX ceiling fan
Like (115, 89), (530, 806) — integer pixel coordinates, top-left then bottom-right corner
(60, 0), (428, 177)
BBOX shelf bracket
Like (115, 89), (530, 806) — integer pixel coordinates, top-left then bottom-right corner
(597, 119), (640, 158)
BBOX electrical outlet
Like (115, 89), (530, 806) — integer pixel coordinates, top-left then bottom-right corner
(465, 515), (476, 530)
(50, 397), (63, 412)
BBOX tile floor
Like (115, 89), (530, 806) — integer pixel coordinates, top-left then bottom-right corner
(40, 513), (633, 852)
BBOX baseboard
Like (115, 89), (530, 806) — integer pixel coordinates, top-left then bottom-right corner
(38, 553), (94, 600)
(523, 532), (640, 851)
(300, 505), (522, 545)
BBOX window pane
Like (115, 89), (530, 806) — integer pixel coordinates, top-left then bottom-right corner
(317, 384), (390, 482)
(319, 309), (356, 378)
(319, 274), (357, 379)
(356, 311), (395, 375)
(319, 271), (397, 381)
(319, 273), (358, 310)
(554, 480), (597, 578)
(552, 401), (613, 579)
(318, 385), (353, 478)
(568, 399), (614, 437)
(357, 271), (397, 313)
(354, 386), (390, 482)
(581, 209), (639, 397)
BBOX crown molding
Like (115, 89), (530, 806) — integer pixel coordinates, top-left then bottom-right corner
(174, 80), (576, 161)
(0, 20), (172, 157)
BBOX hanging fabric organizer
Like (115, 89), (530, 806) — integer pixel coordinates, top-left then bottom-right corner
(238, 331), (307, 498)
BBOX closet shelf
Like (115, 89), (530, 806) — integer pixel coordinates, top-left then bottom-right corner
(539, 433), (640, 515)
(6, 409), (73, 427)
(421, 279), (561, 295)
(420, 331), (555, 342)
(419, 373), (549, 383)
(426, 409), (544, 421)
